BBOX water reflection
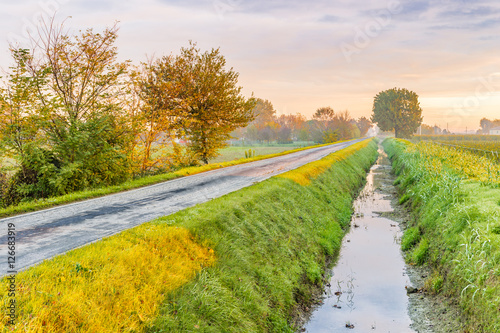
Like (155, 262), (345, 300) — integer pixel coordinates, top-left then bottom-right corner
(303, 149), (416, 333)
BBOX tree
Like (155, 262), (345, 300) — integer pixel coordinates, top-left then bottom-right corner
(356, 117), (372, 136)
(148, 42), (255, 164)
(313, 106), (335, 126)
(0, 49), (41, 161)
(276, 114), (306, 143)
(371, 88), (422, 138)
(0, 17), (134, 204)
(332, 110), (359, 140)
(419, 124), (435, 135)
(251, 99), (276, 127)
(312, 107), (336, 142)
(479, 118), (500, 134)
(131, 58), (192, 174)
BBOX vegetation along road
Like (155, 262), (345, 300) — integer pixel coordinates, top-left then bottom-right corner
(0, 138), (368, 276)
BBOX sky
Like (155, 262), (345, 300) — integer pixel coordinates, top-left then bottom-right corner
(1, 0), (500, 132)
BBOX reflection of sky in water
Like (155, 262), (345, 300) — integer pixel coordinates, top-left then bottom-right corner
(304, 152), (415, 333)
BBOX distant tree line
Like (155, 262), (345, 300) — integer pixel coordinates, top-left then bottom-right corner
(234, 99), (372, 144)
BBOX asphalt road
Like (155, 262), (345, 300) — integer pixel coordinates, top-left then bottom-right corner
(0, 138), (368, 276)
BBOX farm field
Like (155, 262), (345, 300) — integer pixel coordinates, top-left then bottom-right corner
(209, 143), (315, 163)
(384, 138), (500, 332)
(413, 135), (500, 163)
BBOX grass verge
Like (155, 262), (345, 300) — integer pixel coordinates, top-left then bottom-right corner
(0, 140), (355, 219)
(384, 138), (500, 332)
(0, 226), (216, 331)
(1, 138), (377, 332)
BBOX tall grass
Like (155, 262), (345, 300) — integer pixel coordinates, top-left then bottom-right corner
(278, 139), (371, 185)
(384, 138), (500, 332)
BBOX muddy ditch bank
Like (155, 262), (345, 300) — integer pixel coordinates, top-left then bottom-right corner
(297, 146), (466, 332)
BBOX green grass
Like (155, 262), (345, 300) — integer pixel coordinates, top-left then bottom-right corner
(209, 146), (305, 163)
(0, 140), (357, 219)
(384, 138), (500, 332)
(410, 238), (429, 265)
(145, 138), (378, 332)
(425, 270), (444, 294)
(401, 226), (420, 251)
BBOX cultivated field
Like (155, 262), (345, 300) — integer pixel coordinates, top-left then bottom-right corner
(413, 135), (500, 162)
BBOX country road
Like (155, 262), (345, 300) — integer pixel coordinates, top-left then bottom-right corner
(0, 138), (368, 276)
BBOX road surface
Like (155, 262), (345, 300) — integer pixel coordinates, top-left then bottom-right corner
(0, 138), (368, 276)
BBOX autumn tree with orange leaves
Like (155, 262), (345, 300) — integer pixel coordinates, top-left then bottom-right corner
(142, 43), (255, 164)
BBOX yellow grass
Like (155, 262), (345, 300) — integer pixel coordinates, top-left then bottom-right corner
(0, 225), (216, 332)
(406, 141), (500, 184)
(278, 139), (372, 185)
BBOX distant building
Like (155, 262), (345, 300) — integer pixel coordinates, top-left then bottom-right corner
(490, 126), (500, 135)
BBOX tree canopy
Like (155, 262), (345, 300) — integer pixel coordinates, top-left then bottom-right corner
(142, 42), (255, 164)
(371, 88), (422, 138)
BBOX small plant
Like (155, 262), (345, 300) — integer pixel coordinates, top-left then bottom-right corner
(491, 225), (500, 235)
(74, 263), (90, 274)
(424, 270), (444, 294)
(411, 238), (429, 265)
(399, 193), (410, 204)
(401, 227), (420, 251)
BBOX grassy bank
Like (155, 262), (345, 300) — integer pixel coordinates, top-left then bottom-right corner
(1, 138), (378, 332)
(383, 138), (500, 332)
(0, 139), (353, 219)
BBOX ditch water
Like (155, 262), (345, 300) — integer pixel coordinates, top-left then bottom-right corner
(303, 148), (416, 332)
